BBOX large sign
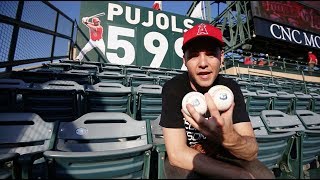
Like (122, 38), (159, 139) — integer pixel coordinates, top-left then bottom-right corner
(250, 1), (320, 35)
(253, 18), (320, 50)
(76, 1), (207, 69)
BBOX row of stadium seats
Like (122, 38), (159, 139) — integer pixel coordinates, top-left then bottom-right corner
(242, 89), (320, 116)
(225, 73), (320, 94)
(150, 109), (320, 179)
(10, 68), (175, 87)
(0, 79), (162, 122)
(0, 112), (153, 179)
(44, 60), (186, 77)
(2, 109), (320, 178)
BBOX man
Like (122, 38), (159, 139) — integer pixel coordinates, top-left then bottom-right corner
(160, 23), (274, 179)
(75, 16), (105, 62)
(244, 54), (253, 65)
(308, 51), (318, 75)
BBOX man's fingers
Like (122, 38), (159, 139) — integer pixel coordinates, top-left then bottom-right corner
(221, 102), (235, 119)
(204, 93), (221, 117)
(181, 108), (199, 130)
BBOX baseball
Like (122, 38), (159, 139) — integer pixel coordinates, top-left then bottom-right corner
(182, 92), (207, 117)
(208, 85), (234, 111)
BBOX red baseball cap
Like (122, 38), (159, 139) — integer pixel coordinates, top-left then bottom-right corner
(182, 23), (224, 51)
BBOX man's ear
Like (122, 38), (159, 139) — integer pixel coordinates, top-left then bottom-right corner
(220, 49), (225, 65)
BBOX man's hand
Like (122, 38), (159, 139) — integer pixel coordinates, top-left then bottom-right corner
(82, 17), (89, 23)
(181, 92), (235, 144)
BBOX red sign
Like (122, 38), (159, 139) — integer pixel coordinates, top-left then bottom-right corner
(251, 1), (320, 35)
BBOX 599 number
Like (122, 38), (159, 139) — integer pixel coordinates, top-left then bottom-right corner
(106, 25), (186, 70)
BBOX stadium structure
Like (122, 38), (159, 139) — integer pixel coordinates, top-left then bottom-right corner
(0, 1), (320, 179)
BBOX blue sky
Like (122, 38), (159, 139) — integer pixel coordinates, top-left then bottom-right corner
(50, 1), (195, 23)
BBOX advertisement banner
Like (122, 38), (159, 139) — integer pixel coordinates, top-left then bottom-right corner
(76, 1), (207, 69)
(253, 17), (320, 50)
(250, 1), (320, 35)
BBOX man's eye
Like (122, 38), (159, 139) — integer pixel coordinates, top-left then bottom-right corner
(206, 52), (217, 57)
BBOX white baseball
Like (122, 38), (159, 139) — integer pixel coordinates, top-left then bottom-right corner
(182, 92), (207, 117)
(208, 85), (234, 111)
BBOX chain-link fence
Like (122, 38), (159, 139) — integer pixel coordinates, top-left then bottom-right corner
(0, 1), (75, 72)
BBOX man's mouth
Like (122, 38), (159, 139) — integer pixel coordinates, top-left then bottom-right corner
(198, 71), (211, 79)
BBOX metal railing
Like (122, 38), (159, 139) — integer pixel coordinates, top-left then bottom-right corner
(0, 1), (75, 72)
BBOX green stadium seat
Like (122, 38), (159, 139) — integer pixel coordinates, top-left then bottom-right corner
(238, 80), (250, 90)
(147, 69), (168, 77)
(245, 90), (275, 116)
(309, 93), (320, 114)
(125, 67), (148, 76)
(261, 110), (320, 179)
(250, 116), (296, 172)
(0, 79), (28, 112)
(272, 91), (295, 114)
(133, 84), (162, 121)
(166, 70), (182, 77)
(0, 153), (19, 179)
(0, 113), (55, 179)
(97, 71), (127, 85)
(264, 83), (282, 93)
(102, 65), (124, 74)
(10, 69), (57, 83)
(157, 75), (172, 87)
(127, 74), (157, 87)
(150, 115), (166, 179)
(294, 92), (313, 112)
(21, 80), (84, 122)
(71, 64), (99, 74)
(43, 112), (152, 179)
(248, 82), (264, 92)
(56, 70), (93, 85)
(295, 110), (320, 170)
(84, 82), (132, 116)
(45, 62), (72, 71)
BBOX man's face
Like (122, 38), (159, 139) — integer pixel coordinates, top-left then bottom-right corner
(183, 38), (223, 90)
(94, 21), (100, 26)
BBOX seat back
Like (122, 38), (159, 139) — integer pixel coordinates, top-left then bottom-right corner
(44, 112), (152, 179)
(0, 79), (28, 112)
(127, 74), (157, 87)
(273, 91), (295, 114)
(97, 72), (126, 85)
(133, 84), (162, 120)
(295, 110), (320, 165)
(260, 110), (305, 133)
(56, 70), (92, 85)
(150, 115), (166, 179)
(246, 90), (274, 116)
(84, 82), (132, 116)
(22, 80), (83, 122)
(294, 92), (312, 111)
(0, 113), (54, 154)
(71, 64), (99, 74)
(10, 69), (57, 83)
(250, 116), (296, 170)
(310, 93), (320, 114)
(0, 113), (55, 179)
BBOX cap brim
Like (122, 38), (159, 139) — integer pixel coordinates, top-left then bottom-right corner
(182, 36), (224, 52)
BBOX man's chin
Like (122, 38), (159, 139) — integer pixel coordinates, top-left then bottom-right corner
(196, 80), (213, 88)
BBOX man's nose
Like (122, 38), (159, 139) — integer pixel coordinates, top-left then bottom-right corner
(198, 52), (208, 67)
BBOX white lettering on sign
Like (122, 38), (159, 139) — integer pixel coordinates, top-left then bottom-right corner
(106, 26), (135, 65)
(270, 23), (320, 49)
(145, 32), (168, 68)
(125, 6), (140, 25)
(107, 2), (196, 33)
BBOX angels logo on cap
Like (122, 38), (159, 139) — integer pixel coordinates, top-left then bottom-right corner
(182, 23), (224, 51)
(197, 23), (208, 35)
